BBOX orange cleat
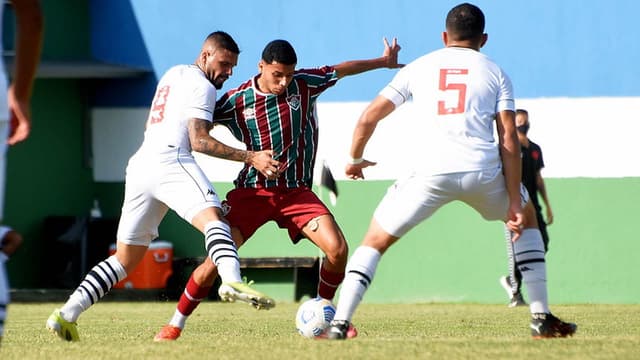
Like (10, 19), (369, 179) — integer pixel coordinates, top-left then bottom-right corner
(154, 325), (182, 342)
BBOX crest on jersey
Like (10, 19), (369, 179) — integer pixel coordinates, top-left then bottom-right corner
(286, 95), (301, 110)
(221, 201), (231, 216)
(243, 107), (256, 119)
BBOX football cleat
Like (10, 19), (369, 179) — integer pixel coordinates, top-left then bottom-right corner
(508, 292), (527, 308)
(325, 320), (358, 340)
(46, 309), (79, 341)
(500, 275), (527, 307)
(154, 325), (182, 341)
(530, 313), (577, 339)
(218, 281), (275, 310)
(499, 275), (515, 297)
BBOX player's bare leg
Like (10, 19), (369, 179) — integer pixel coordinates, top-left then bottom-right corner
(155, 226), (256, 341)
(302, 215), (348, 300)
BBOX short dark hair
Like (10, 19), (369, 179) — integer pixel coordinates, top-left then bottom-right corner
(445, 3), (485, 42)
(206, 31), (240, 54)
(516, 109), (528, 116)
(261, 39), (297, 65)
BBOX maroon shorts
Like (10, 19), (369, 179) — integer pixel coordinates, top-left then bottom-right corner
(222, 186), (331, 243)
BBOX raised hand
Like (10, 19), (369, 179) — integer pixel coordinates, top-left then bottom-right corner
(382, 37), (404, 69)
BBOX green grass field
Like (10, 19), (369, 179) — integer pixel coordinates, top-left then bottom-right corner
(2, 302), (638, 359)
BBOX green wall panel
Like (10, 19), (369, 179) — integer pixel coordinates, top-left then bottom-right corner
(5, 80), (94, 287)
(7, 152), (640, 304)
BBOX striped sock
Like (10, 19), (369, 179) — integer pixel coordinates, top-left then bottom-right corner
(514, 228), (550, 314)
(204, 221), (241, 283)
(170, 275), (212, 329)
(61, 256), (126, 322)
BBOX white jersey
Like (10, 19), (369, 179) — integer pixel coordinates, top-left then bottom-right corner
(380, 47), (514, 175)
(139, 64), (216, 153)
(117, 64), (220, 245)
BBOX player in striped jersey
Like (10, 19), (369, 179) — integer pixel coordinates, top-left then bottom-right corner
(326, 3), (577, 340)
(155, 38), (402, 341)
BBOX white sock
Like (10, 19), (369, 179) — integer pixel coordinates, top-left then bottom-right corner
(513, 228), (550, 314)
(334, 246), (381, 322)
(169, 309), (188, 329)
(60, 255), (127, 322)
(204, 221), (241, 283)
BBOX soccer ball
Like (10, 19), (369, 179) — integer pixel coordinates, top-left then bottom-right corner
(295, 297), (336, 338)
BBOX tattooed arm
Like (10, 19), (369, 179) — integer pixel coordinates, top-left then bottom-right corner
(188, 118), (280, 176)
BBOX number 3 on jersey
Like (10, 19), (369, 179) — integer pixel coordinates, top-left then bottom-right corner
(438, 68), (468, 115)
(148, 85), (171, 124)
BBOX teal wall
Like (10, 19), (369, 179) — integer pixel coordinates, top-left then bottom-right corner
(4, 1), (94, 287)
(6, 80), (95, 287)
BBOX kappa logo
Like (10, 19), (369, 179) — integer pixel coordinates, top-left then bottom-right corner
(207, 189), (216, 197)
(286, 95), (301, 110)
(242, 107), (256, 119)
(520, 266), (533, 272)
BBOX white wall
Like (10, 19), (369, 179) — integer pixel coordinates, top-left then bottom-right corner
(91, 97), (640, 182)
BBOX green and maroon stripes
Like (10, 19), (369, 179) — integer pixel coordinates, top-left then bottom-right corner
(214, 67), (338, 189)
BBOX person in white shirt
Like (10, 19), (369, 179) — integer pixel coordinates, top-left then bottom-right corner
(45, 31), (281, 342)
(326, 3), (577, 340)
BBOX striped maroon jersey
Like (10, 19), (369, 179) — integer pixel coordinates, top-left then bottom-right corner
(214, 66), (338, 189)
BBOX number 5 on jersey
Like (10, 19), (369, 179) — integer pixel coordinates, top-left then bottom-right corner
(438, 68), (468, 115)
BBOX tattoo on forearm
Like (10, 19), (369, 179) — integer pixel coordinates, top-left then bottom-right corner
(191, 119), (247, 162)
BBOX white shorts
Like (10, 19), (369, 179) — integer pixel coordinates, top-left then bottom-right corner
(374, 167), (529, 238)
(116, 147), (220, 246)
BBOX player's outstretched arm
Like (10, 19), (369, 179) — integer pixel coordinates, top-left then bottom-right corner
(346, 96), (394, 180)
(333, 37), (403, 79)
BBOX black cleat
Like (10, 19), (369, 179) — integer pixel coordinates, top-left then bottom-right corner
(509, 292), (527, 307)
(530, 313), (577, 339)
(326, 320), (358, 340)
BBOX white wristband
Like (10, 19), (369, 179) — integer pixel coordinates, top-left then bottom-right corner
(348, 157), (364, 165)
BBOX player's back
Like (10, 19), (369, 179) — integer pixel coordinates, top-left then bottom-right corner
(141, 65), (216, 155)
(397, 47), (514, 175)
